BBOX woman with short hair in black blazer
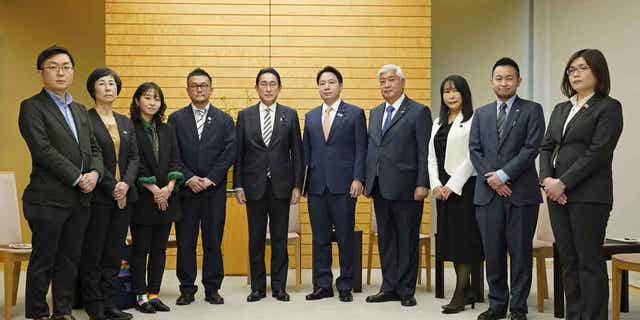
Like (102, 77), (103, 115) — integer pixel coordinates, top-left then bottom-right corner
(80, 67), (139, 320)
(129, 82), (183, 314)
(428, 75), (482, 314)
(540, 49), (623, 320)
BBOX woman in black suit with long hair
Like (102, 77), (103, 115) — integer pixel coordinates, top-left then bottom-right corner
(80, 68), (139, 320)
(540, 49), (623, 320)
(129, 82), (183, 313)
(428, 75), (482, 314)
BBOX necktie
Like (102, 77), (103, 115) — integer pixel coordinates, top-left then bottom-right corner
(195, 109), (206, 140)
(262, 108), (273, 178)
(322, 106), (333, 141)
(62, 104), (78, 142)
(381, 105), (395, 137)
(497, 103), (507, 138)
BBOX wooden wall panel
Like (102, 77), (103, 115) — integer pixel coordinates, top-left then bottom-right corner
(106, 0), (431, 271)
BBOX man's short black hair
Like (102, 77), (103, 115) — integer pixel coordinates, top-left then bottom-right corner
(316, 66), (343, 85)
(37, 45), (75, 70)
(492, 57), (520, 77)
(187, 67), (212, 85)
(255, 67), (282, 87)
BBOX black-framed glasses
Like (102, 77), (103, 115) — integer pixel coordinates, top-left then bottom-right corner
(566, 64), (590, 76)
(188, 83), (210, 90)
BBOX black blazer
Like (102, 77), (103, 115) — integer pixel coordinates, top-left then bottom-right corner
(18, 89), (103, 208)
(168, 104), (236, 198)
(133, 120), (182, 225)
(233, 103), (304, 200)
(539, 95), (623, 204)
(364, 96), (432, 200)
(88, 109), (139, 205)
(469, 96), (545, 206)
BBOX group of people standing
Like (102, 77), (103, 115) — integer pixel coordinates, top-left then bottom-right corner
(18, 44), (622, 320)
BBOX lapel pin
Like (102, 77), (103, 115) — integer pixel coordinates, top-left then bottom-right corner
(337, 112), (344, 118)
(122, 130), (127, 135)
(207, 116), (212, 122)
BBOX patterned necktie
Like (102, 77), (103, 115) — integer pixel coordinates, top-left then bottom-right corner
(195, 108), (206, 140)
(381, 105), (395, 137)
(497, 103), (507, 138)
(322, 106), (333, 141)
(262, 107), (272, 146)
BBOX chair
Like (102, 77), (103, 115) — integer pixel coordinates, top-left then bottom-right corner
(0, 172), (32, 320)
(246, 203), (302, 291)
(366, 201), (431, 291)
(612, 253), (640, 320)
(532, 193), (554, 312)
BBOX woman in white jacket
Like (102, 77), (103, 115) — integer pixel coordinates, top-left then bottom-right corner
(428, 75), (483, 314)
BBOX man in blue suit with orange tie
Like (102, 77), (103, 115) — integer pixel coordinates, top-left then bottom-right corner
(303, 66), (367, 302)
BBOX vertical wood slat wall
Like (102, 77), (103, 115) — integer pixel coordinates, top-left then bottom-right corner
(105, 0), (431, 269)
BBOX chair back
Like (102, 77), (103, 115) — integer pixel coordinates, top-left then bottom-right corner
(370, 200), (378, 234)
(535, 192), (555, 242)
(0, 172), (23, 245)
(266, 203), (301, 234)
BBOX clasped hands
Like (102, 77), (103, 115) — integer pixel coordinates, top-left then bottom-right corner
(186, 176), (215, 193)
(146, 184), (174, 211)
(112, 181), (129, 209)
(78, 171), (99, 193)
(484, 171), (512, 197)
(541, 177), (567, 205)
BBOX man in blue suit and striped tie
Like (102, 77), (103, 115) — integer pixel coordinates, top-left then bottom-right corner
(303, 66), (367, 302)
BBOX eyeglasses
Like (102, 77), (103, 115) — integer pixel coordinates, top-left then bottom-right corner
(566, 64), (590, 76)
(188, 83), (210, 90)
(44, 64), (74, 73)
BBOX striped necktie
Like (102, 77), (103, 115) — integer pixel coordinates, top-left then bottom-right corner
(263, 108), (272, 146)
(497, 103), (507, 138)
(195, 108), (206, 140)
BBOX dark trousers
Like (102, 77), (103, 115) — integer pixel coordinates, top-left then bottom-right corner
(176, 189), (226, 295)
(130, 223), (172, 295)
(372, 192), (423, 297)
(548, 202), (610, 320)
(308, 192), (356, 291)
(246, 180), (290, 292)
(23, 203), (90, 318)
(80, 203), (131, 317)
(475, 197), (538, 314)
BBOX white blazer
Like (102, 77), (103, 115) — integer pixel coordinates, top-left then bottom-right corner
(428, 112), (476, 195)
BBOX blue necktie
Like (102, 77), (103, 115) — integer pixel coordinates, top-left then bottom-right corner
(62, 104), (79, 142)
(381, 105), (395, 137)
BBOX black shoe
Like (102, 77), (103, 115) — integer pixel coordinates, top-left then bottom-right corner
(149, 299), (171, 312)
(247, 290), (267, 302)
(338, 290), (353, 302)
(477, 308), (506, 320)
(305, 288), (334, 300)
(272, 290), (290, 302)
(176, 293), (195, 305)
(135, 302), (156, 314)
(400, 296), (417, 307)
(365, 291), (400, 303)
(442, 304), (465, 314)
(509, 311), (527, 320)
(442, 297), (476, 310)
(104, 308), (132, 320)
(205, 291), (225, 304)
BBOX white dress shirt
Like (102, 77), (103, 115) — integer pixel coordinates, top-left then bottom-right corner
(381, 93), (405, 128)
(322, 98), (341, 128)
(259, 101), (277, 137)
(563, 92), (595, 135)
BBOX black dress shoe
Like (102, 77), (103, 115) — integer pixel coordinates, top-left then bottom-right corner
(477, 308), (506, 320)
(400, 296), (417, 307)
(204, 291), (225, 304)
(176, 293), (195, 305)
(509, 311), (527, 320)
(135, 302), (156, 314)
(149, 299), (171, 312)
(272, 290), (290, 302)
(338, 290), (353, 302)
(247, 290), (267, 302)
(365, 291), (400, 303)
(305, 288), (334, 300)
(442, 304), (465, 314)
(105, 308), (132, 320)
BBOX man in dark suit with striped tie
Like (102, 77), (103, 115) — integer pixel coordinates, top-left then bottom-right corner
(234, 67), (304, 302)
(168, 68), (236, 306)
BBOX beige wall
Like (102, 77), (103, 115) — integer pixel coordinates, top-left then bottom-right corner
(0, 0), (105, 241)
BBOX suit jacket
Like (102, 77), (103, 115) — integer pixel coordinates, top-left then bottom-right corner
(302, 101), (367, 195)
(18, 89), (103, 208)
(133, 120), (182, 225)
(88, 109), (139, 205)
(233, 103), (304, 200)
(168, 104), (236, 198)
(364, 96), (432, 200)
(427, 112), (476, 195)
(469, 96), (545, 206)
(539, 95), (623, 204)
